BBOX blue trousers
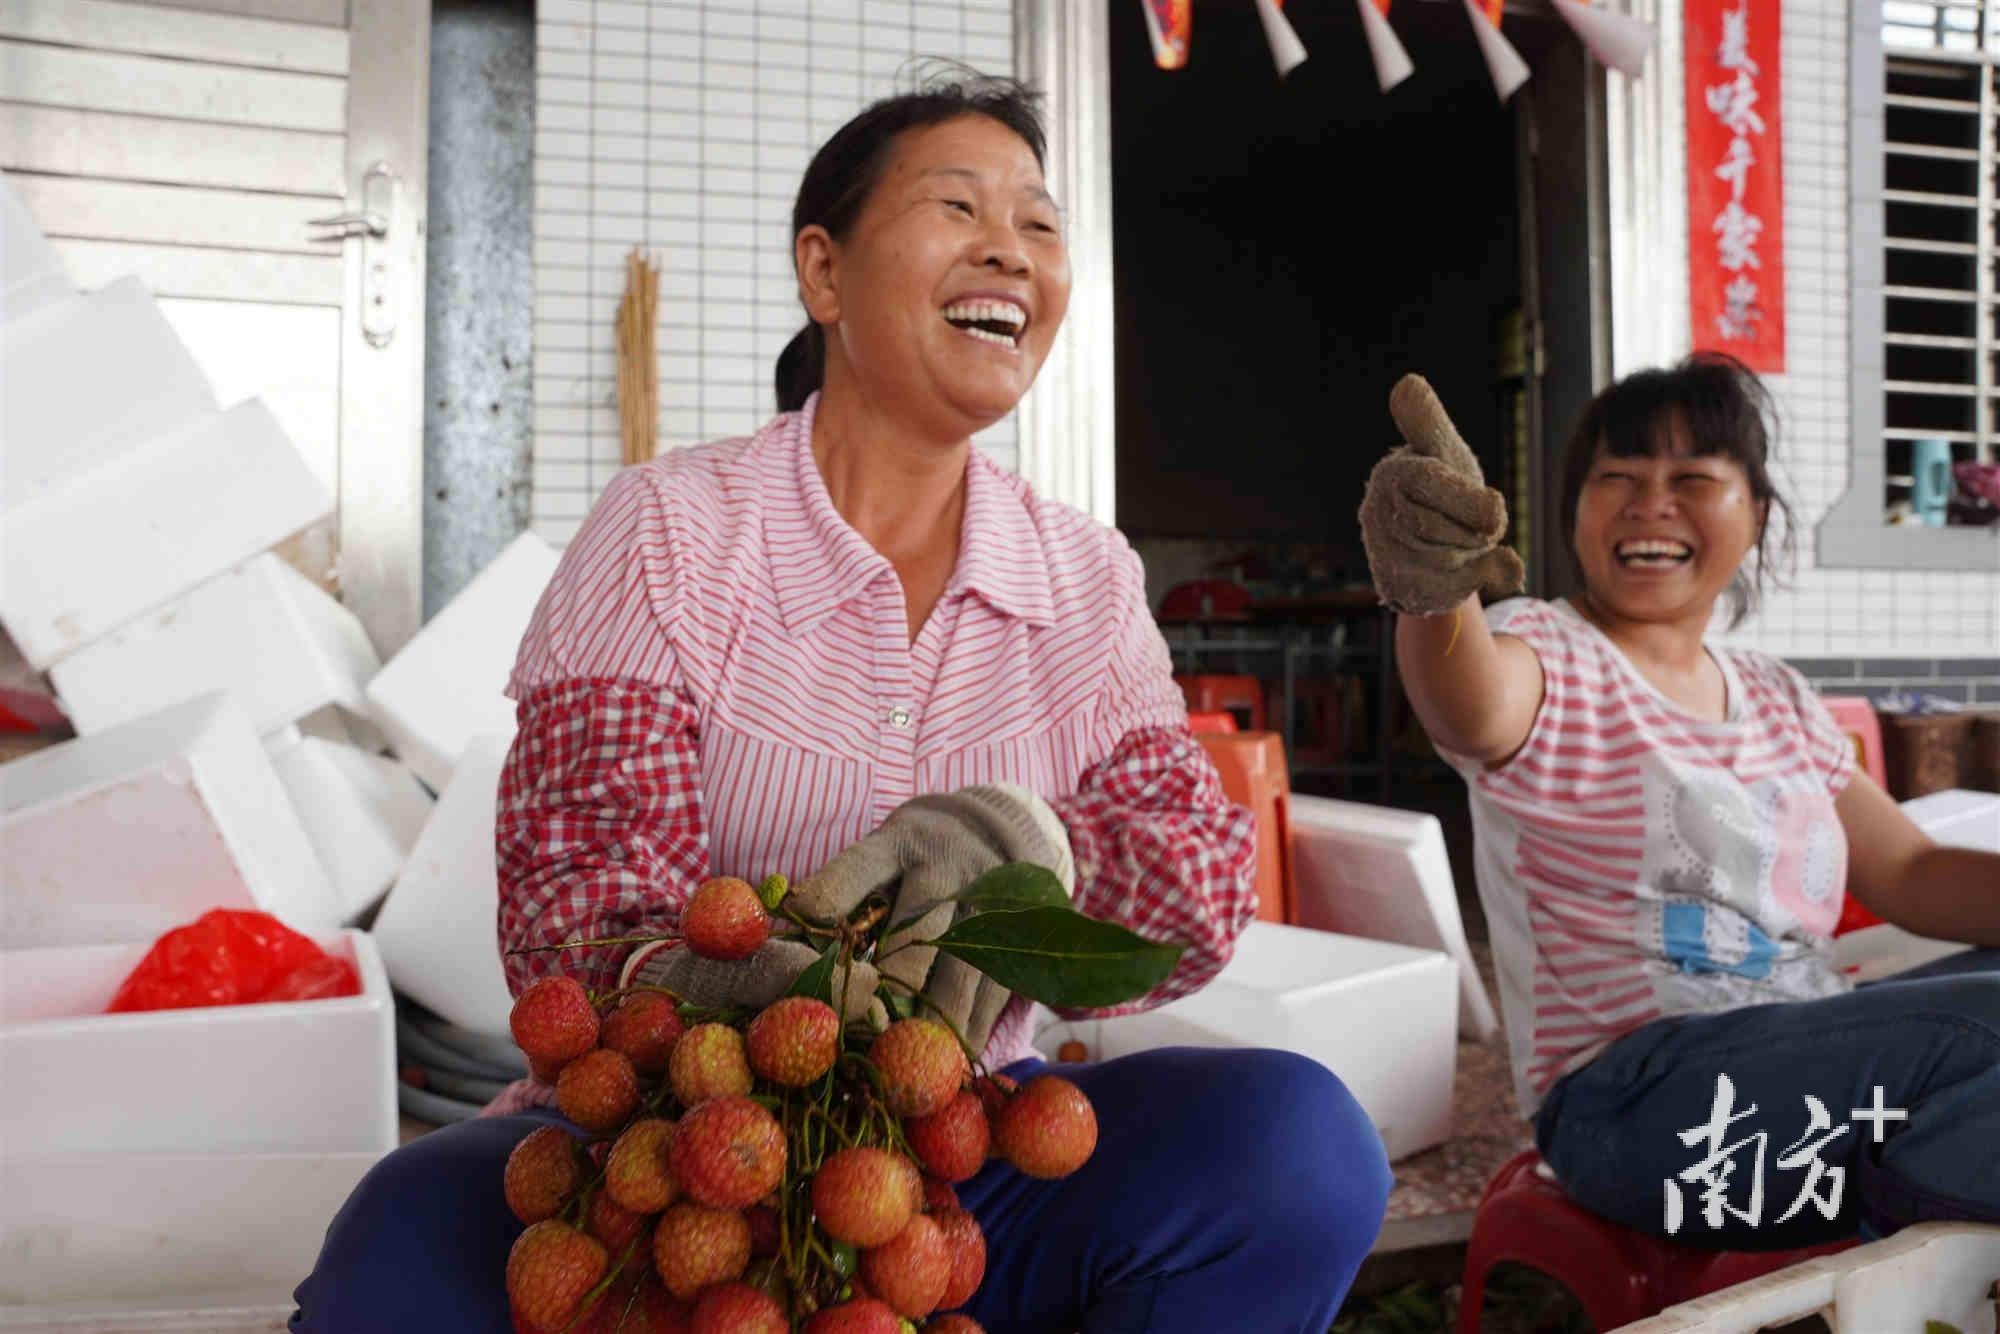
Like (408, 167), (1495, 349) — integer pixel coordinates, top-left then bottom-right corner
(290, 1047), (1391, 1333)
(1535, 949), (2000, 1252)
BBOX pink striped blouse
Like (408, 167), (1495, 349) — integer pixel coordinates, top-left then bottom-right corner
(492, 394), (1256, 1097)
(1449, 598), (1854, 1115)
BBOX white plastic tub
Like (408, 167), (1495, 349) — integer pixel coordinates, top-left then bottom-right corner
(0, 929), (398, 1157)
(1034, 921), (1458, 1161)
(1615, 1222), (2000, 1334)
(0, 1149), (381, 1322)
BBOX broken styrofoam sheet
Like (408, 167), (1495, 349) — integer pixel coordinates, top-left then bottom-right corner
(267, 728), (433, 923)
(0, 398), (334, 670)
(49, 552), (382, 738)
(1, 692), (341, 950)
(0, 171), (73, 327)
(0, 277), (215, 513)
(369, 732), (515, 1037)
(363, 532), (558, 792)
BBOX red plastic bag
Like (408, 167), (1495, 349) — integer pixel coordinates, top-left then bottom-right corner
(106, 909), (359, 1013)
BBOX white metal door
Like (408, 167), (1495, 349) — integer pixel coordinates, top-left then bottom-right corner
(0, 0), (431, 655)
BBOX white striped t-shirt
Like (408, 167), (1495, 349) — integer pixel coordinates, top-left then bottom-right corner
(1448, 598), (1856, 1115)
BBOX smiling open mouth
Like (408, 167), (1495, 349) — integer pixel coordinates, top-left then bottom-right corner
(1615, 539), (1693, 569)
(942, 299), (1026, 348)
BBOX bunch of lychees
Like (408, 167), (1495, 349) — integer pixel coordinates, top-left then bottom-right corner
(501, 876), (1099, 1334)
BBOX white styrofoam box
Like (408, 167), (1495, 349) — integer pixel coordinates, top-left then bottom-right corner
(0, 928), (398, 1157)
(0, 398), (334, 670)
(369, 732), (515, 1036)
(0, 174), (72, 327)
(1, 692), (342, 949)
(297, 701), (393, 757)
(1902, 787), (2000, 854)
(0, 277), (214, 512)
(1288, 793), (1500, 1042)
(1032, 922), (1458, 1161)
(0, 1150), (380, 1320)
(363, 532), (558, 791)
(48, 552), (382, 738)
(1620, 1222), (2000, 1334)
(267, 729), (433, 923)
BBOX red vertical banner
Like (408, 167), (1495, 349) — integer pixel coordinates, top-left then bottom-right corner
(1685, 0), (1785, 372)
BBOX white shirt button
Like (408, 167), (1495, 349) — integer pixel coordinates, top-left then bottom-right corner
(888, 706), (913, 728)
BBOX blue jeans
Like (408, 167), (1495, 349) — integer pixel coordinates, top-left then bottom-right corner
(1534, 949), (2000, 1252)
(290, 1047), (1390, 1333)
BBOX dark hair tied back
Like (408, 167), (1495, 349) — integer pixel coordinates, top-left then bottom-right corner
(775, 62), (1047, 413)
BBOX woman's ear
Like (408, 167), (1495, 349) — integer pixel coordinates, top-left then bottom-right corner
(795, 225), (840, 325)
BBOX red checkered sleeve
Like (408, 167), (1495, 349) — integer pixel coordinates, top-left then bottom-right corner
(495, 677), (709, 997)
(1049, 548), (1255, 1016)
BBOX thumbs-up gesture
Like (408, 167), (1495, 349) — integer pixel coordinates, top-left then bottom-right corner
(1358, 374), (1525, 616)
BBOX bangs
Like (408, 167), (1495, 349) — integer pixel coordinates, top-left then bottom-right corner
(1591, 362), (1769, 472)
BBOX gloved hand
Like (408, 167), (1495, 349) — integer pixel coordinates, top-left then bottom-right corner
(1358, 374), (1526, 616)
(787, 784), (1076, 1055)
(624, 935), (880, 1023)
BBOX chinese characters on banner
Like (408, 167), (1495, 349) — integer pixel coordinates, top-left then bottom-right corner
(1685, 0), (1786, 372)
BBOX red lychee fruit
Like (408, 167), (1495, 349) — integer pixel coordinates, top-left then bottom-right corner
(744, 1204), (781, 1258)
(668, 1095), (787, 1210)
(921, 1179), (960, 1214)
(682, 877), (770, 960)
(602, 991), (685, 1075)
(802, 1297), (902, 1333)
(870, 1019), (967, 1118)
(506, 1219), (608, 1332)
(902, 1090), (989, 1184)
(970, 1073), (1016, 1124)
(585, 1188), (652, 1258)
(925, 1316), (987, 1334)
(651, 1201), (751, 1299)
(932, 1208), (986, 1311)
(858, 1212), (951, 1318)
(810, 1146), (918, 1248)
(605, 1116), (679, 1214)
(992, 1074), (1096, 1179)
(504, 1124), (583, 1224)
(511, 975), (600, 1070)
(1056, 1039), (1088, 1063)
(689, 1280), (787, 1334)
(670, 1022), (754, 1106)
(745, 996), (839, 1086)
(556, 1047), (641, 1133)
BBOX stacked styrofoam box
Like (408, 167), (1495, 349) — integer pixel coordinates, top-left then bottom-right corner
(363, 531), (559, 792)
(1033, 921), (1459, 1161)
(1, 693), (342, 948)
(369, 733), (517, 1036)
(0, 174), (73, 326)
(267, 724), (434, 922)
(49, 552), (382, 739)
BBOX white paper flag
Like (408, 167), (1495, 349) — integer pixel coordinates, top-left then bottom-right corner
(1464, 0), (1530, 102)
(1356, 0), (1414, 93)
(1551, 0), (1656, 77)
(1254, 0), (1309, 78)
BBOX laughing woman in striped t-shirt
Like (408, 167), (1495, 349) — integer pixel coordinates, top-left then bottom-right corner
(1361, 355), (2000, 1248)
(292, 72), (1389, 1332)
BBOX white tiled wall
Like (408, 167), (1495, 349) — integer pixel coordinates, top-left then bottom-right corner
(1712, 1), (2000, 656)
(531, 0), (1016, 545)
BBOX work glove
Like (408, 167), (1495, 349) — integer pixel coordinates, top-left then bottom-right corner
(787, 784), (1076, 1056)
(625, 934), (881, 1024)
(1358, 373), (1526, 616)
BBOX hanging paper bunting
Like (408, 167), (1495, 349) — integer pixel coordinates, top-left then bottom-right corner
(1550, 0), (1657, 76)
(1253, 0), (1309, 78)
(1463, 0), (1530, 101)
(1141, 0), (1192, 71)
(1356, 0), (1414, 92)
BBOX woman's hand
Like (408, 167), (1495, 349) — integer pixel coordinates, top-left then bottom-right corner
(787, 785), (1075, 1054)
(1358, 374), (1524, 615)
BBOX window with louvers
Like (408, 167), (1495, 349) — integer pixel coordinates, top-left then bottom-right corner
(1879, 1), (2000, 520)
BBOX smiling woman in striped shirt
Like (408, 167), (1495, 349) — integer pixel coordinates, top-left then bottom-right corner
(292, 71), (1389, 1333)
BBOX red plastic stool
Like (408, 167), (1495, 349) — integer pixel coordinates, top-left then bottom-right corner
(1175, 674), (1267, 733)
(1822, 695), (1889, 934)
(1186, 711), (1238, 734)
(1195, 731), (1292, 923)
(1457, 1151), (1855, 1332)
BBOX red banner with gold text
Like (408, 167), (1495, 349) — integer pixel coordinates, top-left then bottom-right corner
(1685, 0), (1784, 371)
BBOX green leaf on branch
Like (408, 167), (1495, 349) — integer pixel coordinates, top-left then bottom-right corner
(787, 943), (839, 1003)
(931, 907), (1182, 1008)
(956, 862), (1073, 914)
